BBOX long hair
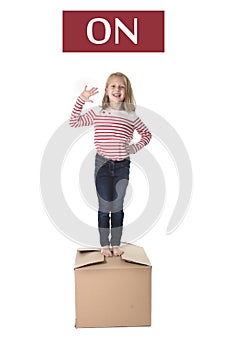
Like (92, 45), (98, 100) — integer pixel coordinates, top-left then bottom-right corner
(102, 72), (136, 112)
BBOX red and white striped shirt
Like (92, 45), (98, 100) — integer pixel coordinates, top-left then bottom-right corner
(69, 97), (152, 161)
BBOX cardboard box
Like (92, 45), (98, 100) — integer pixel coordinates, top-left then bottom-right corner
(74, 243), (151, 328)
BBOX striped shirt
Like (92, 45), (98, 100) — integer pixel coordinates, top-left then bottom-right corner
(69, 97), (152, 161)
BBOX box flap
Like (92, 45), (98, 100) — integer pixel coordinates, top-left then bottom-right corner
(77, 247), (100, 252)
(74, 243), (151, 268)
(74, 250), (104, 268)
(122, 244), (151, 266)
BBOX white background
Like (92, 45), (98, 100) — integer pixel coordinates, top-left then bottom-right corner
(1, 0), (233, 349)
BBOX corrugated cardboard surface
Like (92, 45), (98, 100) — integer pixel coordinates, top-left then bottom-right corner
(74, 244), (152, 328)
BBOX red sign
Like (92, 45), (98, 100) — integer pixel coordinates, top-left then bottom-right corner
(63, 11), (164, 52)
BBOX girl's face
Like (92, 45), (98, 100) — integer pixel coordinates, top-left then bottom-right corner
(105, 76), (126, 109)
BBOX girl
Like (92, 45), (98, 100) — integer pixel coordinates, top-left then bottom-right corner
(70, 72), (152, 257)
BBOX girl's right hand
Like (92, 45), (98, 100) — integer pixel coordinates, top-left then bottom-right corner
(80, 85), (99, 103)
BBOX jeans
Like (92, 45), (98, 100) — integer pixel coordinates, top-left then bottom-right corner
(94, 153), (130, 247)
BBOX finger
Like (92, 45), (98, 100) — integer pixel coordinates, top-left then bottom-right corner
(90, 87), (98, 94)
(91, 91), (99, 96)
(90, 90), (99, 97)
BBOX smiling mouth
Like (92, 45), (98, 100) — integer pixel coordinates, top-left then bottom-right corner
(112, 93), (121, 97)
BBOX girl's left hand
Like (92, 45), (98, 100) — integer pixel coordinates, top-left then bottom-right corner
(125, 142), (135, 155)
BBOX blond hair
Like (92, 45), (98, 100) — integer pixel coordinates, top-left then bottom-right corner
(102, 72), (136, 112)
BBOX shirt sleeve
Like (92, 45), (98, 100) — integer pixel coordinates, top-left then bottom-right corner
(131, 116), (152, 154)
(69, 97), (95, 127)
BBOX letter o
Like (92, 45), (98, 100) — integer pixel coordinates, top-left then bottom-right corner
(87, 18), (111, 44)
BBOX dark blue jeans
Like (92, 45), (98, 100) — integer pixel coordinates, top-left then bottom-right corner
(95, 153), (130, 247)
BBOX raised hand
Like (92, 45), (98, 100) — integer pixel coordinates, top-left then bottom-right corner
(80, 85), (99, 103)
